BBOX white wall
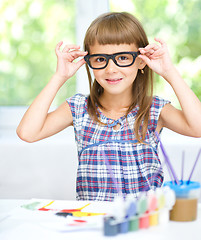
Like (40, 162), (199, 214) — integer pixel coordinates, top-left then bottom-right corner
(0, 107), (78, 200)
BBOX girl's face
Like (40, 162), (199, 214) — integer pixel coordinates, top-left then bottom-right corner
(89, 43), (144, 98)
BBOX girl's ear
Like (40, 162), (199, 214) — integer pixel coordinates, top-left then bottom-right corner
(138, 58), (146, 70)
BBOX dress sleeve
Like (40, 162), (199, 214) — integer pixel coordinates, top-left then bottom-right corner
(66, 94), (88, 138)
(148, 96), (170, 133)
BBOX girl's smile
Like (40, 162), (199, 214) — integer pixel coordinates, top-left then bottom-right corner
(105, 77), (123, 84)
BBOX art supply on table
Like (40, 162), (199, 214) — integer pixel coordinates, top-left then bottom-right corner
(125, 195), (139, 232)
(137, 193), (148, 215)
(55, 212), (73, 217)
(37, 202), (106, 217)
(159, 186), (176, 224)
(157, 132), (201, 222)
(164, 180), (201, 221)
(147, 190), (158, 226)
(22, 200), (106, 219)
(20, 199), (108, 232)
(104, 216), (119, 236)
(137, 193), (149, 229)
(103, 186), (176, 236)
(125, 194), (137, 217)
(154, 187), (169, 225)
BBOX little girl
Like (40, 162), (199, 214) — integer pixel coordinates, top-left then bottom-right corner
(17, 12), (201, 201)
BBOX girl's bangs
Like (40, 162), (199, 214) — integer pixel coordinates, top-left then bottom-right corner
(94, 22), (136, 45)
(84, 17), (140, 51)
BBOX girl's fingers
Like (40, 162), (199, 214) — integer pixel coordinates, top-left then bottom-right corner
(62, 44), (81, 53)
(55, 42), (81, 55)
(154, 37), (166, 46)
(138, 54), (151, 66)
(139, 38), (166, 54)
(55, 41), (63, 54)
(68, 50), (88, 59)
(139, 41), (166, 59)
(145, 44), (160, 52)
(139, 48), (157, 58)
(55, 42), (88, 64)
(75, 58), (87, 69)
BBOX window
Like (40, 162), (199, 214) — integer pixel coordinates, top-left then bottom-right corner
(0, 0), (76, 106)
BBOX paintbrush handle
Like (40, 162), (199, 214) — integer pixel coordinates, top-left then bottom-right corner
(181, 151), (185, 182)
(187, 148), (201, 184)
(155, 131), (180, 184)
(102, 150), (122, 196)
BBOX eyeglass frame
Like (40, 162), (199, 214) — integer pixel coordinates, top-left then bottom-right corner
(84, 51), (140, 70)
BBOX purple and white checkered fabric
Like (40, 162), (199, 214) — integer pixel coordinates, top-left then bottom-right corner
(66, 94), (170, 201)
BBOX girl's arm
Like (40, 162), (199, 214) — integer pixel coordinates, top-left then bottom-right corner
(17, 42), (87, 142)
(138, 38), (201, 137)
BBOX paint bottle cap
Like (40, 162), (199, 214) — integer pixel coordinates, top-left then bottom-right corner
(163, 186), (176, 209)
(112, 195), (126, 221)
(155, 188), (165, 209)
(125, 194), (137, 217)
(137, 192), (148, 214)
(147, 190), (158, 212)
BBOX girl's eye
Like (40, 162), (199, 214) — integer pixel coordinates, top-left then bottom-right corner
(96, 57), (106, 63)
(118, 56), (128, 61)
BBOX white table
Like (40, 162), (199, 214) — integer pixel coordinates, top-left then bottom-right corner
(0, 199), (201, 240)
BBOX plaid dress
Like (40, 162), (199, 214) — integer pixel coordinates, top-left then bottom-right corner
(67, 94), (170, 201)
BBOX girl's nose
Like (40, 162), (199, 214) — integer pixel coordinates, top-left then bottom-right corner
(105, 59), (118, 73)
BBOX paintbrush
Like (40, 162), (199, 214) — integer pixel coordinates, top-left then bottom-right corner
(101, 149), (122, 196)
(187, 148), (201, 184)
(181, 151), (185, 183)
(155, 131), (180, 185)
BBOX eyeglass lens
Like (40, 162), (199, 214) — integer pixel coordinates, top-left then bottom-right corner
(88, 53), (136, 69)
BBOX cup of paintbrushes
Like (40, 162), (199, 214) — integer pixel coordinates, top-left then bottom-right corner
(164, 181), (200, 222)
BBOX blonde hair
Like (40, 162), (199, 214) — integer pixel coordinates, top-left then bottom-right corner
(84, 12), (153, 142)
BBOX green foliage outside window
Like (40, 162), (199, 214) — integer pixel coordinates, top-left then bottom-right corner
(0, 0), (76, 106)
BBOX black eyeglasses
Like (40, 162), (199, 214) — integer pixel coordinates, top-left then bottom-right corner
(84, 51), (139, 70)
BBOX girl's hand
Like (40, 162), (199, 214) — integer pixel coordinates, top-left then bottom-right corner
(138, 38), (175, 81)
(54, 41), (88, 83)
